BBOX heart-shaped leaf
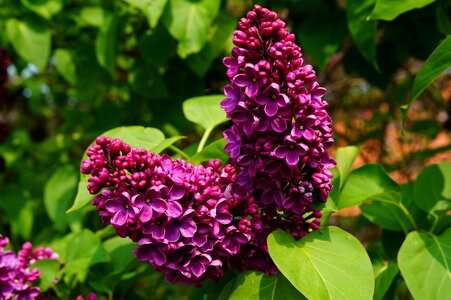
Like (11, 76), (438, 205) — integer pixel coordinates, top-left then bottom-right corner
(124, 0), (168, 28)
(267, 227), (374, 300)
(183, 95), (228, 131)
(162, 0), (221, 58)
(398, 229), (451, 299)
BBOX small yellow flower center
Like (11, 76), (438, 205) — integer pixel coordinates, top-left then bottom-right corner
(146, 198), (151, 203)
(252, 78), (257, 83)
(272, 95), (277, 100)
(125, 204), (129, 209)
(299, 125), (304, 130)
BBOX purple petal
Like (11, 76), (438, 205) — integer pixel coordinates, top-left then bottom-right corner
(166, 223), (180, 242)
(286, 151), (300, 166)
(105, 200), (124, 213)
(191, 261), (205, 278)
(246, 83), (259, 98)
(166, 201), (183, 218)
(151, 198), (167, 213)
(193, 233), (207, 247)
(111, 210), (127, 226)
(139, 206), (153, 223)
(180, 219), (197, 237)
(169, 185), (185, 200)
(264, 101), (278, 117)
(233, 74), (249, 87)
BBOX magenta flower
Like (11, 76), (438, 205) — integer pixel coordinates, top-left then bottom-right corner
(233, 63), (266, 98)
(105, 191), (138, 226)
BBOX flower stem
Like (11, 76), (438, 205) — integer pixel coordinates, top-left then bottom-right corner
(197, 126), (213, 153)
(168, 145), (190, 160)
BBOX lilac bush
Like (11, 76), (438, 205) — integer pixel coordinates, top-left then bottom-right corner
(80, 4), (337, 285)
(222, 4), (336, 273)
(0, 234), (58, 299)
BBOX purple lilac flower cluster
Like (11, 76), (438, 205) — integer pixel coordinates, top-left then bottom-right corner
(81, 137), (250, 285)
(0, 234), (59, 299)
(221, 5), (336, 273)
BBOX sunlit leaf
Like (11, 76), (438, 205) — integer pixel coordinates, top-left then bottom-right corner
(162, 0), (221, 58)
(21, 0), (63, 20)
(6, 17), (51, 71)
(124, 0), (168, 28)
(96, 13), (119, 76)
(369, 0), (437, 21)
(183, 95), (227, 130)
(335, 145), (360, 190)
(267, 227), (374, 300)
(398, 230), (451, 299)
(54, 48), (77, 85)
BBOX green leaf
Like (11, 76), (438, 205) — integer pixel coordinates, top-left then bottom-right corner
(77, 6), (105, 27)
(101, 126), (165, 150)
(185, 12), (236, 76)
(67, 126), (165, 213)
(218, 272), (305, 300)
(21, 0), (63, 20)
(346, 0), (379, 69)
(54, 48), (76, 85)
(61, 229), (110, 284)
(335, 145), (360, 190)
(152, 136), (186, 154)
(66, 174), (93, 214)
(183, 95), (227, 130)
(414, 162), (451, 213)
(103, 236), (136, 274)
(338, 163), (399, 209)
(361, 192), (417, 231)
(162, 0), (221, 58)
(402, 36), (451, 120)
(124, 0), (168, 28)
(0, 186), (34, 239)
(44, 165), (78, 231)
(310, 196), (338, 227)
(190, 139), (228, 164)
(372, 256), (398, 300)
(398, 230), (451, 299)
(129, 59), (168, 98)
(297, 11), (347, 71)
(95, 13), (119, 76)
(369, 0), (437, 21)
(267, 227), (374, 300)
(6, 17), (51, 71)
(138, 26), (176, 70)
(31, 259), (60, 292)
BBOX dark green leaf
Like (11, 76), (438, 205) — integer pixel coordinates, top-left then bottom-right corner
(190, 139), (228, 164)
(124, 0), (168, 28)
(60, 230), (110, 283)
(346, 0), (379, 69)
(297, 11), (347, 71)
(0, 186), (34, 239)
(31, 259), (60, 292)
(402, 36), (451, 120)
(218, 272), (305, 300)
(162, 0), (221, 58)
(103, 236), (136, 274)
(54, 48), (77, 85)
(138, 26), (176, 69)
(398, 230), (451, 299)
(95, 13), (119, 76)
(267, 227), (374, 300)
(338, 164), (399, 209)
(44, 165), (78, 231)
(369, 0), (437, 21)
(371, 254), (398, 300)
(129, 59), (168, 98)
(186, 12), (236, 76)
(414, 162), (451, 213)
(361, 192), (416, 231)
(6, 16), (51, 71)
